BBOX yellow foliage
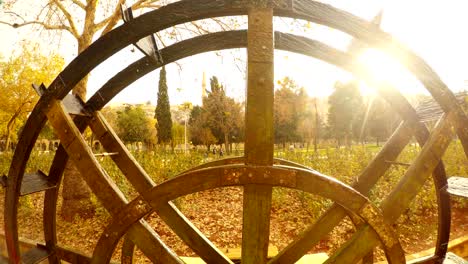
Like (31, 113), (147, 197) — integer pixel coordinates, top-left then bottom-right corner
(0, 42), (64, 147)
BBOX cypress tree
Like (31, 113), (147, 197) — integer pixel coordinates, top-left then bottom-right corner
(155, 66), (173, 144)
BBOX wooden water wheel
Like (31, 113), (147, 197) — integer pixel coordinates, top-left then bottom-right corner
(4, 1), (468, 263)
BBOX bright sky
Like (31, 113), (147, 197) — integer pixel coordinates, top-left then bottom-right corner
(1, 0), (468, 106)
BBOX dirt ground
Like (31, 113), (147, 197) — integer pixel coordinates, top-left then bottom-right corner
(0, 188), (466, 262)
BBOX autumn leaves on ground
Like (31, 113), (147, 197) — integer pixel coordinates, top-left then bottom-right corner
(0, 142), (467, 262)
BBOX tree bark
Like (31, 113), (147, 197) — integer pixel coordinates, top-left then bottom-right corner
(5, 120), (14, 152)
(60, 162), (96, 221)
(60, 37), (96, 221)
(224, 132), (229, 155)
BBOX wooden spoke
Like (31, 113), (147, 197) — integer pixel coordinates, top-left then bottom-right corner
(270, 120), (413, 263)
(121, 235), (135, 264)
(91, 197), (151, 263)
(89, 112), (232, 263)
(42, 99), (181, 263)
(89, 112), (154, 192)
(326, 112), (455, 264)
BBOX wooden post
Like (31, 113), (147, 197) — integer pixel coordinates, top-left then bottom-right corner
(242, 4), (274, 264)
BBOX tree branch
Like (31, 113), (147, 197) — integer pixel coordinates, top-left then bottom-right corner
(135, 3), (162, 9)
(4, 11), (26, 23)
(70, 0), (86, 10)
(99, 1), (163, 37)
(190, 21), (211, 35)
(0, 20), (71, 32)
(130, 0), (155, 9)
(51, 0), (80, 38)
(98, 0), (126, 36)
(211, 18), (234, 31)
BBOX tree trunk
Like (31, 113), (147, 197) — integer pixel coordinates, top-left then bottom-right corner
(224, 133), (229, 155)
(5, 120), (13, 152)
(314, 98), (319, 153)
(60, 37), (96, 221)
(60, 78), (95, 221)
(5, 110), (21, 151)
(60, 161), (96, 221)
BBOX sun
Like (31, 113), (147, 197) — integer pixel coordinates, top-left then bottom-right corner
(357, 48), (425, 96)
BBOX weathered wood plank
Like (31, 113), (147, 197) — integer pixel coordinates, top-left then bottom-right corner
(242, 7), (274, 264)
(43, 99), (182, 263)
(443, 252), (467, 264)
(325, 112), (455, 264)
(62, 94), (92, 116)
(32, 84), (90, 116)
(91, 197), (152, 263)
(121, 5), (162, 64)
(19, 171), (56, 196)
(446, 177), (468, 198)
(121, 236), (135, 264)
(89, 112), (232, 263)
(55, 246), (92, 264)
(43, 120), (90, 264)
(416, 92), (467, 123)
(20, 245), (51, 264)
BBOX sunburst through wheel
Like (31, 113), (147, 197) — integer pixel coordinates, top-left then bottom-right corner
(4, 1), (468, 263)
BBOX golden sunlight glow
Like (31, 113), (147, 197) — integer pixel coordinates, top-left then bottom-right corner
(357, 48), (425, 96)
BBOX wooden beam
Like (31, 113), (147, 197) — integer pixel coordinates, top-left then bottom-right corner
(326, 112), (455, 264)
(43, 99), (182, 263)
(270, 121), (413, 263)
(242, 6), (274, 264)
(89, 112), (231, 263)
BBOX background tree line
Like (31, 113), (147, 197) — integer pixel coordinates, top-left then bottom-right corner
(0, 45), (402, 154)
